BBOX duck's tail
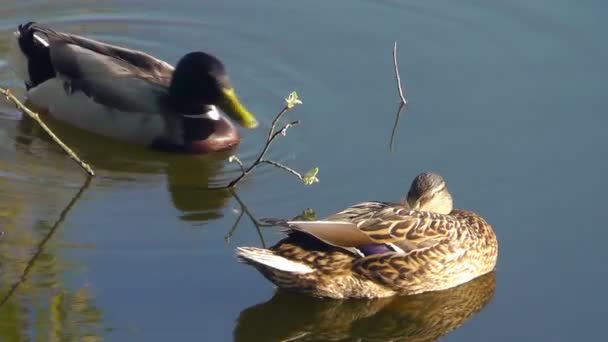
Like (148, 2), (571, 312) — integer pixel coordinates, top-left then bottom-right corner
(7, 22), (55, 89)
(236, 247), (313, 274)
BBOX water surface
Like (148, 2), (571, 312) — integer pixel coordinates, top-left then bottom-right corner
(0, 0), (607, 340)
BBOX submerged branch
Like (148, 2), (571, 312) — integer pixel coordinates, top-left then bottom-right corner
(0, 87), (95, 176)
(389, 41), (409, 152)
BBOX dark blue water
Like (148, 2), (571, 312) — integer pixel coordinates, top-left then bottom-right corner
(1, 0), (607, 340)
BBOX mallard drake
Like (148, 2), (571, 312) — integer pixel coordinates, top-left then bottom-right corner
(7, 22), (258, 153)
(237, 172), (498, 299)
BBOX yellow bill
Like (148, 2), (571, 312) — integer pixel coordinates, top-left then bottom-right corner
(219, 88), (258, 129)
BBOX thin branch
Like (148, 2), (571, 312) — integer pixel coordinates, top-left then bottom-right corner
(0, 87), (95, 176)
(221, 112), (281, 188)
(0, 177), (92, 308)
(228, 155), (246, 178)
(212, 102), (304, 190)
(268, 106), (290, 142)
(260, 160), (304, 181)
(224, 117), (300, 188)
(393, 41), (407, 106)
(271, 120), (300, 141)
(208, 92), (309, 190)
(251, 120), (300, 175)
(389, 41), (408, 152)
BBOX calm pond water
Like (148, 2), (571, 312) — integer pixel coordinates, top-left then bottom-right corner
(0, 0), (607, 340)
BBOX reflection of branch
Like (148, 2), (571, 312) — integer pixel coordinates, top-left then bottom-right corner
(225, 206), (245, 243)
(0, 177), (92, 308)
(0, 87), (95, 176)
(225, 197), (319, 247)
(389, 41), (408, 152)
(224, 190), (267, 248)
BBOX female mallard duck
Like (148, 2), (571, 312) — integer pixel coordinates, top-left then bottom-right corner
(237, 172), (498, 299)
(7, 22), (258, 153)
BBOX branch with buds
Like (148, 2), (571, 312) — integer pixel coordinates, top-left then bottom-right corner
(217, 91), (319, 189)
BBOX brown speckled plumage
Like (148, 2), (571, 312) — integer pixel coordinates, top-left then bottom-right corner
(237, 172), (498, 299)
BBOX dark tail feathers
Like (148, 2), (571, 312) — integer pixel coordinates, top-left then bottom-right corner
(16, 22), (55, 89)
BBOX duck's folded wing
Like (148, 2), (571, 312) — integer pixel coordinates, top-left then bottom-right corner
(353, 238), (466, 290)
(324, 201), (396, 221)
(355, 207), (462, 244)
(30, 23), (173, 77)
(25, 23), (173, 114)
(262, 219), (374, 250)
(48, 42), (169, 113)
(263, 206), (463, 256)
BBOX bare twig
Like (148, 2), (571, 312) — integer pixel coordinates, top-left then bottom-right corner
(389, 41), (408, 152)
(393, 41), (407, 106)
(268, 107), (290, 142)
(260, 160), (305, 181)
(0, 177), (92, 308)
(273, 120), (300, 139)
(0, 87), (95, 176)
(228, 155), (246, 175)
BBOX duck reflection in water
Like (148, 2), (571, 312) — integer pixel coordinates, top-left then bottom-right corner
(16, 113), (234, 222)
(234, 272), (495, 342)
